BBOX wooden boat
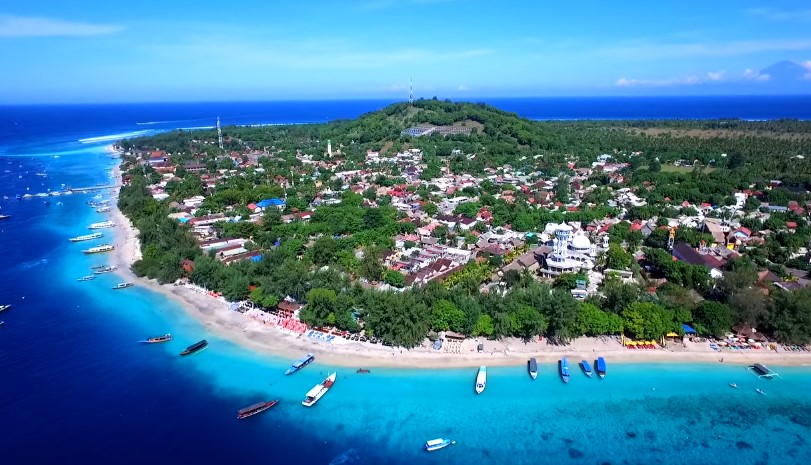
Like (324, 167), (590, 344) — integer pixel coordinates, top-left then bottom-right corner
(93, 266), (117, 274)
(180, 339), (208, 356)
(237, 400), (278, 419)
(0, 304), (11, 312)
(69, 232), (103, 242)
(729, 383), (739, 388)
(77, 275), (96, 281)
(424, 438), (455, 452)
(580, 360), (593, 377)
(559, 358), (570, 383)
(302, 372), (336, 407)
(596, 357), (607, 379)
(528, 357), (538, 380)
(112, 282), (133, 290)
(475, 366), (487, 394)
(82, 244), (114, 254)
(755, 388), (766, 396)
(139, 333), (172, 344)
(356, 368), (371, 374)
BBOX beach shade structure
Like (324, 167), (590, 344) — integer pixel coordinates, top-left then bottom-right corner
(682, 324), (697, 335)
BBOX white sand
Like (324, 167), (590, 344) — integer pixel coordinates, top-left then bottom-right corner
(107, 165), (811, 368)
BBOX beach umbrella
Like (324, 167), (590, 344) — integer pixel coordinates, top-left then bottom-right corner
(748, 338), (755, 343)
(630, 341), (637, 345)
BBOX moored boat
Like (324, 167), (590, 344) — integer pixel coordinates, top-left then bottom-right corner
(0, 304), (11, 312)
(180, 339), (208, 356)
(475, 366), (487, 394)
(729, 383), (739, 388)
(580, 360), (593, 377)
(559, 358), (570, 383)
(95, 206), (112, 213)
(88, 220), (116, 229)
(77, 275), (96, 281)
(0, 214), (10, 219)
(424, 438), (455, 452)
(139, 333), (172, 344)
(69, 232), (103, 242)
(596, 357), (607, 379)
(112, 282), (133, 290)
(528, 357), (538, 380)
(93, 265), (117, 274)
(82, 244), (114, 254)
(285, 353), (315, 375)
(302, 372), (337, 407)
(755, 388), (766, 396)
(237, 400), (279, 419)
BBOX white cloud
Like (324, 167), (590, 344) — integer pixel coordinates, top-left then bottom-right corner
(600, 38), (811, 60)
(0, 14), (122, 38)
(706, 70), (726, 81)
(742, 68), (771, 81)
(457, 85), (469, 91)
(746, 7), (811, 22)
(801, 61), (811, 80)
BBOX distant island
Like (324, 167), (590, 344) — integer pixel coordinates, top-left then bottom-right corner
(113, 98), (811, 358)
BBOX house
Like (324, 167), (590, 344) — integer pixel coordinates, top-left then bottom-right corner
(672, 242), (724, 278)
(458, 217), (477, 231)
(256, 198), (286, 210)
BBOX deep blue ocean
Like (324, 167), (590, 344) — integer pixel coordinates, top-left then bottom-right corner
(1, 97), (811, 465)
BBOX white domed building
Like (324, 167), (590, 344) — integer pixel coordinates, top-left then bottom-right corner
(537, 223), (596, 279)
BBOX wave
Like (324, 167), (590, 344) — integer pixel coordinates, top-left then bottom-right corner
(177, 126), (215, 130)
(78, 130), (152, 144)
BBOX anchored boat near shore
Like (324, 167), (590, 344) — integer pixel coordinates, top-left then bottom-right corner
(424, 438), (456, 452)
(139, 333), (172, 344)
(77, 275), (96, 282)
(83, 244), (114, 254)
(93, 265), (117, 274)
(285, 353), (315, 375)
(596, 357), (607, 379)
(302, 372), (336, 407)
(475, 366), (487, 394)
(237, 400), (278, 419)
(580, 360), (593, 378)
(560, 358), (570, 383)
(180, 339), (208, 356)
(112, 282), (133, 290)
(88, 221), (115, 229)
(528, 357), (538, 380)
(69, 232), (103, 242)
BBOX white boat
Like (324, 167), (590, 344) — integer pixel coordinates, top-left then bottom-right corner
(729, 383), (739, 389)
(424, 438), (455, 452)
(755, 388), (766, 396)
(69, 232), (103, 242)
(528, 358), (538, 380)
(0, 304), (11, 312)
(302, 372), (336, 407)
(77, 275), (96, 281)
(93, 265), (117, 274)
(475, 366), (487, 394)
(96, 206), (112, 213)
(82, 244), (114, 254)
(88, 221), (116, 229)
(112, 282), (134, 290)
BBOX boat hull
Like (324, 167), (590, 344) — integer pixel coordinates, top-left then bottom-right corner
(475, 366), (487, 394)
(302, 372), (337, 406)
(285, 353), (315, 375)
(424, 439), (455, 452)
(559, 359), (570, 383)
(528, 358), (538, 380)
(237, 400), (278, 419)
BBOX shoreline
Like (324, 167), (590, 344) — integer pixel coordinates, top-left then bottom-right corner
(107, 162), (811, 370)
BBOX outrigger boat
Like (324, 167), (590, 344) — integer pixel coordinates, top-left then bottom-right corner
(237, 400), (279, 419)
(302, 372), (336, 407)
(475, 366), (487, 394)
(112, 282), (133, 290)
(77, 275), (96, 281)
(580, 360), (593, 378)
(180, 339), (208, 356)
(729, 383), (739, 388)
(82, 244), (114, 254)
(0, 304), (10, 312)
(596, 357), (607, 379)
(560, 358), (570, 383)
(69, 232), (103, 242)
(88, 221), (116, 229)
(424, 438), (456, 452)
(756, 388), (766, 396)
(139, 333), (172, 344)
(528, 357), (538, 380)
(285, 353), (315, 375)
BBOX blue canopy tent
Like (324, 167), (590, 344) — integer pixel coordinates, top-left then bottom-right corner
(682, 324), (697, 335)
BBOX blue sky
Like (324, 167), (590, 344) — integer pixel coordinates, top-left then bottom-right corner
(2, 0), (811, 103)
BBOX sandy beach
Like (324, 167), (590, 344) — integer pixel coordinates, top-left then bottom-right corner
(107, 163), (811, 369)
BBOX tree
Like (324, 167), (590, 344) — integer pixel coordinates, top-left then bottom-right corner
(301, 288), (337, 327)
(423, 202), (438, 216)
(693, 301), (733, 338)
(360, 247), (384, 282)
(472, 314), (495, 338)
(605, 244), (634, 270)
(383, 270), (405, 288)
(311, 237), (338, 266)
(621, 301), (673, 340)
(431, 299), (466, 332)
(600, 276), (641, 314)
(511, 305), (548, 341)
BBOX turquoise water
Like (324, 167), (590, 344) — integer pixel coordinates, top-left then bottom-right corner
(2, 103), (811, 464)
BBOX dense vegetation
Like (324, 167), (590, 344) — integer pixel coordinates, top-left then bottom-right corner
(118, 99), (811, 346)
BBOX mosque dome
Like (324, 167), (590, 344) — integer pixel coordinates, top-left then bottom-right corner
(571, 233), (591, 251)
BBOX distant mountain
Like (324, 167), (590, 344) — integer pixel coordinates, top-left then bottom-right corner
(760, 60), (810, 83)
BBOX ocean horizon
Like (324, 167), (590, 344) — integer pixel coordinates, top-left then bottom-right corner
(2, 97), (811, 464)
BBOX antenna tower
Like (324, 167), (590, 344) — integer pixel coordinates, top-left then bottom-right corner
(409, 77), (413, 105)
(217, 116), (224, 150)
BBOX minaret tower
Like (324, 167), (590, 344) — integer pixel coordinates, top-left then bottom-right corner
(409, 77), (413, 105)
(217, 116), (224, 150)
(327, 139), (332, 157)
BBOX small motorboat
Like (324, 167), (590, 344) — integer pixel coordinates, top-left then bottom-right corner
(475, 366), (487, 394)
(528, 357), (538, 380)
(237, 400), (279, 419)
(580, 360), (593, 378)
(0, 304), (11, 312)
(356, 368), (371, 374)
(424, 438), (455, 452)
(77, 275), (96, 281)
(180, 339), (208, 356)
(755, 388), (766, 396)
(729, 383), (739, 389)
(112, 282), (134, 290)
